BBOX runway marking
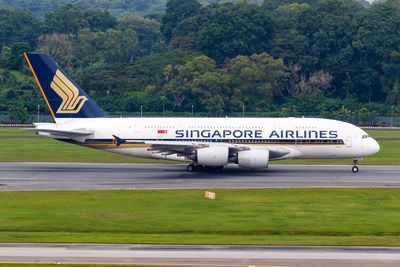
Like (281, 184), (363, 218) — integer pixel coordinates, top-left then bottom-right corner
(0, 178), (50, 180)
(0, 261), (287, 267)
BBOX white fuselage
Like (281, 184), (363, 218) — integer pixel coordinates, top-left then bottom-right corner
(39, 117), (380, 164)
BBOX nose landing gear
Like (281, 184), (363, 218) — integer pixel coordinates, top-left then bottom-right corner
(352, 158), (359, 173)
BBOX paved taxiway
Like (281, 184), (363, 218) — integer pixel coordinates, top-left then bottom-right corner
(0, 243), (400, 267)
(1, 162), (400, 190)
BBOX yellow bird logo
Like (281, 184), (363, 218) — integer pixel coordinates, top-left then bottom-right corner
(50, 70), (88, 113)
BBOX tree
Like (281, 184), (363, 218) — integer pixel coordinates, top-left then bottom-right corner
(387, 78), (400, 105)
(79, 62), (126, 97)
(169, 16), (200, 50)
(190, 69), (232, 111)
(121, 29), (139, 64)
(75, 27), (134, 66)
(119, 14), (165, 57)
(0, 0), (169, 18)
(153, 52), (289, 113)
(0, 7), (41, 49)
(228, 53), (289, 106)
(0, 46), (11, 68)
(353, 107), (376, 125)
(268, 3), (310, 62)
(131, 49), (200, 92)
(37, 33), (76, 70)
(84, 9), (117, 32)
(206, 95), (225, 116)
(354, 2), (400, 61)
(156, 55), (229, 110)
(101, 29), (124, 63)
(332, 107), (351, 122)
(263, 0), (319, 10)
(44, 3), (88, 34)
(194, 2), (275, 63)
(285, 65), (334, 98)
(7, 104), (28, 123)
(7, 42), (30, 70)
(161, 0), (201, 42)
(75, 28), (103, 66)
(120, 91), (164, 113)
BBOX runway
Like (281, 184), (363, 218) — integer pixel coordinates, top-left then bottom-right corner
(0, 243), (399, 267)
(1, 162), (400, 190)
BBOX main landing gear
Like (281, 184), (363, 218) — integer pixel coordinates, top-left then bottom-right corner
(187, 163), (197, 172)
(186, 163), (224, 172)
(352, 158), (359, 173)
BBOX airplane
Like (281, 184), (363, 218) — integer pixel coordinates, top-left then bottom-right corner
(24, 52), (380, 173)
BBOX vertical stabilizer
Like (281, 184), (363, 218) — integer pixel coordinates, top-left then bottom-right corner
(25, 52), (107, 119)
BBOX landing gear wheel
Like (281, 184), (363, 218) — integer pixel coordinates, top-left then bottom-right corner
(352, 166), (359, 173)
(187, 164), (195, 172)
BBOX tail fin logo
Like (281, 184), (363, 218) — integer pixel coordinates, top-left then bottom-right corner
(50, 70), (88, 114)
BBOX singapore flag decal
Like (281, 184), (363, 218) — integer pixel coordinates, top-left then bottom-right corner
(157, 130), (167, 134)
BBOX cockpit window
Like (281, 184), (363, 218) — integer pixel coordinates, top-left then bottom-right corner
(361, 135), (371, 139)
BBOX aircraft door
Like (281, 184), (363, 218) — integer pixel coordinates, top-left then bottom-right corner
(345, 136), (352, 148)
(134, 122), (142, 138)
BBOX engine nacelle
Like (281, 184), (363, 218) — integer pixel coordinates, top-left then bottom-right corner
(197, 146), (229, 166)
(238, 149), (269, 169)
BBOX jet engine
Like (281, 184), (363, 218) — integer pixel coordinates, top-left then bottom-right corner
(197, 146), (229, 166)
(238, 149), (269, 169)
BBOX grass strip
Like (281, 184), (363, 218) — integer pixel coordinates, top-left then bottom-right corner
(0, 138), (398, 164)
(0, 128), (36, 136)
(0, 138), (173, 163)
(0, 189), (400, 246)
(366, 130), (400, 139)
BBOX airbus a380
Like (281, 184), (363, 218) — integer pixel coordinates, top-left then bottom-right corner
(25, 53), (380, 172)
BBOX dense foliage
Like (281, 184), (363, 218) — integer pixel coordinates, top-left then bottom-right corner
(0, 0), (264, 17)
(0, 0), (399, 124)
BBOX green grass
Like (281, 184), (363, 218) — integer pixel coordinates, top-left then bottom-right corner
(0, 138), (171, 163)
(0, 128), (36, 136)
(366, 130), (400, 139)
(0, 138), (397, 164)
(1, 189), (400, 246)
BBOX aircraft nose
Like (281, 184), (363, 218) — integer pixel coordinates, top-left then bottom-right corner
(368, 138), (380, 156)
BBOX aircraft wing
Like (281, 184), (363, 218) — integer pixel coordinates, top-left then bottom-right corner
(146, 141), (209, 155)
(139, 140), (292, 160)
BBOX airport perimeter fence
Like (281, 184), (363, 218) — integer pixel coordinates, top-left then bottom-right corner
(1, 113), (400, 127)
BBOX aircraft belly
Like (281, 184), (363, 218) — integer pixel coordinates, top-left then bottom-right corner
(295, 145), (361, 159)
(103, 148), (190, 162)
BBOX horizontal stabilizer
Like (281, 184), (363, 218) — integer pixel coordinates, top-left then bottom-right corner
(28, 128), (93, 137)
